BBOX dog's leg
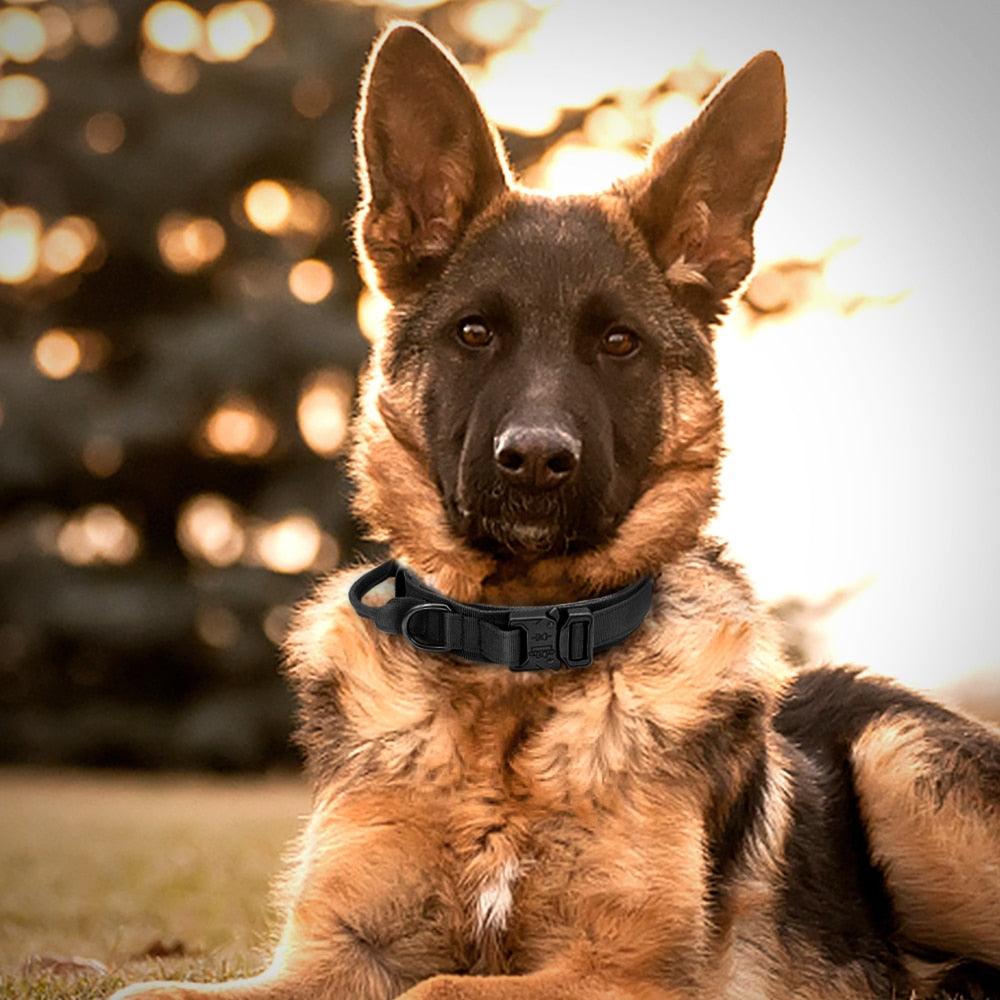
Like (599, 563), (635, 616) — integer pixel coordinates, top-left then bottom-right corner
(850, 697), (1000, 968)
(108, 787), (455, 1000)
(396, 969), (687, 1000)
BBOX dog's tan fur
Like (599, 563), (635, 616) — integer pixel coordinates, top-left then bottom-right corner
(112, 22), (1000, 1000)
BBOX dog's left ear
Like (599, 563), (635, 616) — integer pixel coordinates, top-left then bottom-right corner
(355, 23), (511, 300)
(625, 51), (786, 324)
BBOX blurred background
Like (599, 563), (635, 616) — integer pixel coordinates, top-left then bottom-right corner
(1, 0), (998, 774)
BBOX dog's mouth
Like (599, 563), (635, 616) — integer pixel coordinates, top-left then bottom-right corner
(449, 487), (617, 559)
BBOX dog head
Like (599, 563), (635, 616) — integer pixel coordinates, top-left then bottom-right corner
(348, 24), (785, 599)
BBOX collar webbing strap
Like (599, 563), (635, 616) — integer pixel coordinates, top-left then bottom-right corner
(348, 559), (654, 672)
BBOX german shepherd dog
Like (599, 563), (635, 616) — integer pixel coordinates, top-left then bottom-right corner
(114, 23), (1000, 1000)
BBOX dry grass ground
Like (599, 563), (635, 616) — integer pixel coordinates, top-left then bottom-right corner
(0, 768), (986, 1000)
(0, 769), (309, 1000)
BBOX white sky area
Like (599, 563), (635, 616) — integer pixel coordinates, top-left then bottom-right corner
(473, 1), (1000, 694)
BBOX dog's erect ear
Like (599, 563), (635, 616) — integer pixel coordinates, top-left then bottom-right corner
(625, 51), (786, 324)
(355, 23), (510, 300)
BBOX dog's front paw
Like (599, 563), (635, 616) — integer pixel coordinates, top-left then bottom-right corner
(398, 975), (475, 1000)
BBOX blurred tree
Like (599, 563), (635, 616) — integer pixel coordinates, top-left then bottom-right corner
(0, 0), (392, 770)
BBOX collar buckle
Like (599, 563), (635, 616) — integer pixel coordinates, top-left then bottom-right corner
(509, 606), (594, 671)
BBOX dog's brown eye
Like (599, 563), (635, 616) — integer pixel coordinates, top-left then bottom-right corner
(456, 316), (493, 349)
(601, 325), (640, 357)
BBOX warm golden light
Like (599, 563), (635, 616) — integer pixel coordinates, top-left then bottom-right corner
(529, 136), (643, 195)
(288, 258), (334, 304)
(75, 3), (118, 47)
(157, 212), (226, 273)
(139, 49), (199, 94)
(40, 215), (99, 275)
(296, 369), (352, 457)
(649, 92), (699, 143)
(262, 604), (291, 645)
(0, 206), (42, 283)
(196, 604), (241, 648)
(177, 494), (246, 566)
(243, 179), (291, 233)
(84, 110), (125, 154)
(0, 8), (47, 63)
(0, 74), (49, 122)
(81, 435), (123, 478)
(202, 396), (276, 458)
(254, 514), (322, 575)
(39, 6), (75, 56)
(582, 105), (634, 149)
(33, 329), (82, 380)
(356, 286), (390, 342)
(142, 1), (202, 54)
(56, 505), (140, 566)
(468, 56), (560, 136)
(238, 0), (274, 45)
(205, 3), (255, 61)
(456, 0), (524, 48)
(286, 187), (330, 237)
(291, 77), (331, 119)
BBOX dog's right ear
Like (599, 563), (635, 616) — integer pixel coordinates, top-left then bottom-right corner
(354, 23), (510, 301)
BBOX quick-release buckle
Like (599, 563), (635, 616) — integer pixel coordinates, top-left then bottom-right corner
(509, 606), (594, 671)
(556, 607), (595, 668)
(400, 602), (452, 652)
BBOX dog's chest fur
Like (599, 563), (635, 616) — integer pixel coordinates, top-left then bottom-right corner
(289, 553), (783, 977)
(374, 665), (715, 976)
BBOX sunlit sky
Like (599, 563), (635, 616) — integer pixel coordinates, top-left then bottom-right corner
(452, 0), (1000, 693)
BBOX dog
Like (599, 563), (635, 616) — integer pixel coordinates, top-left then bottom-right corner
(113, 22), (1000, 1000)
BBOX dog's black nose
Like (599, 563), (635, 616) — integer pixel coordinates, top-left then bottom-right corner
(493, 425), (581, 489)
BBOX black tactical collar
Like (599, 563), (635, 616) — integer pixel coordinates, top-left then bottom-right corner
(349, 559), (654, 672)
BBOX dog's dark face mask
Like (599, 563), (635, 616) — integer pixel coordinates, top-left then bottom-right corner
(353, 24), (785, 569)
(400, 199), (711, 558)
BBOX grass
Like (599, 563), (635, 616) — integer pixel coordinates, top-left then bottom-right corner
(0, 768), (309, 1000)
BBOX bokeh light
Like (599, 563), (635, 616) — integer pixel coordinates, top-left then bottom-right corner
(253, 513), (322, 574)
(177, 494), (246, 566)
(157, 212), (226, 273)
(81, 435), (124, 478)
(243, 180), (291, 233)
(56, 505), (141, 566)
(288, 258), (334, 303)
(202, 396), (277, 458)
(196, 604), (241, 648)
(296, 369), (353, 457)
(455, 0), (525, 48)
(0, 206), (42, 283)
(140, 49), (199, 94)
(33, 329), (82, 380)
(0, 7), (47, 63)
(529, 137), (643, 195)
(84, 110), (125, 154)
(40, 215), (100, 275)
(205, 3), (255, 61)
(38, 6), (75, 56)
(75, 3), (118, 47)
(142, 1), (202, 55)
(291, 76), (332, 118)
(0, 74), (49, 123)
